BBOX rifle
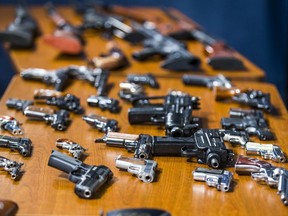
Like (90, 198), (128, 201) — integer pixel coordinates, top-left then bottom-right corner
(48, 150), (113, 198)
(0, 135), (32, 157)
(131, 22), (201, 71)
(0, 4), (40, 48)
(215, 87), (272, 112)
(96, 129), (236, 169)
(128, 90), (200, 137)
(43, 2), (84, 54)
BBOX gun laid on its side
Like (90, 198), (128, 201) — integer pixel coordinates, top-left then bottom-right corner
(56, 138), (87, 160)
(48, 150), (113, 198)
(82, 114), (119, 132)
(182, 74), (232, 89)
(0, 116), (23, 135)
(128, 90), (200, 137)
(0, 156), (23, 180)
(0, 135), (32, 157)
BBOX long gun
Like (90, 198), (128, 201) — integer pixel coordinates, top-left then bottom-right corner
(43, 2), (84, 54)
(0, 135), (32, 157)
(48, 150), (113, 199)
(0, 156), (23, 180)
(96, 129), (236, 169)
(221, 108), (274, 140)
(131, 22), (201, 71)
(0, 4), (40, 48)
(215, 87), (272, 112)
(128, 91), (200, 137)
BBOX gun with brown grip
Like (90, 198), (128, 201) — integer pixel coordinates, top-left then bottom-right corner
(89, 40), (129, 70)
(43, 2), (84, 54)
(215, 87), (272, 112)
(0, 200), (18, 216)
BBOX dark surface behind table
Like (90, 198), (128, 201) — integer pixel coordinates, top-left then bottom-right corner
(0, 0), (287, 107)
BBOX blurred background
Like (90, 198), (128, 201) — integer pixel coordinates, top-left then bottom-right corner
(1, 0), (287, 106)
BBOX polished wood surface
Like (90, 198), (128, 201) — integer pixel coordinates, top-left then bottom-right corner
(0, 5), (265, 80)
(0, 75), (287, 215)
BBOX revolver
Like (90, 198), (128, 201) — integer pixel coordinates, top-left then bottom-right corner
(0, 135), (32, 157)
(6, 98), (34, 112)
(127, 73), (159, 89)
(221, 108), (274, 141)
(56, 138), (87, 160)
(23, 105), (70, 131)
(192, 167), (233, 192)
(82, 114), (119, 132)
(0, 4), (40, 48)
(0, 115), (23, 135)
(34, 89), (84, 114)
(215, 87), (272, 112)
(48, 150), (113, 198)
(182, 74), (232, 89)
(245, 142), (286, 163)
(118, 82), (146, 103)
(115, 155), (157, 183)
(0, 156), (23, 180)
(87, 95), (121, 113)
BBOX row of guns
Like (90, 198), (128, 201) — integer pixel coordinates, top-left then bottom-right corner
(0, 2), (246, 71)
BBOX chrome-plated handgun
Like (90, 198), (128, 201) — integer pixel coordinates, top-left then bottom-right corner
(245, 142), (286, 163)
(192, 167), (233, 192)
(56, 138), (87, 159)
(115, 155), (157, 183)
(118, 82), (146, 102)
(0, 156), (23, 180)
(82, 114), (119, 132)
(0, 115), (23, 135)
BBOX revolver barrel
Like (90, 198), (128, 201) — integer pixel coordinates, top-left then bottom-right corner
(115, 155), (157, 183)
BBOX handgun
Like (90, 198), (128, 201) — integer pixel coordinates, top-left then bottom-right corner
(23, 105), (70, 131)
(0, 4), (40, 48)
(87, 95), (121, 113)
(56, 138), (87, 160)
(82, 114), (119, 132)
(0, 115), (23, 135)
(0, 135), (32, 157)
(34, 89), (84, 114)
(221, 108), (274, 140)
(127, 73), (159, 89)
(6, 98), (34, 112)
(118, 82), (146, 102)
(115, 155), (157, 183)
(182, 74), (232, 89)
(0, 156), (23, 180)
(192, 167), (233, 192)
(48, 150), (113, 198)
(215, 87), (272, 112)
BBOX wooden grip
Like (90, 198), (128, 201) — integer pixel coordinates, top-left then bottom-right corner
(0, 200), (18, 216)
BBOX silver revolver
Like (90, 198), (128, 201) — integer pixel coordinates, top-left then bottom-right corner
(0, 115), (23, 135)
(245, 142), (286, 163)
(115, 155), (157, 183)
(0, 156), (23, 180)
(56, 138), (87, 159)
(82, 114), (119, 132)
(192, 167), (233, 192)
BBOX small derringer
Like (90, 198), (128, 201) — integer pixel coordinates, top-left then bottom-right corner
(182, 74), (232, 89)
(82, 114), (119, 132)
(0, 115), (23, 135)
(87, 95), (121, 113)
(56, 138), (87, 160)
(118, 82), (146, 102)
(0, 135), (32, 157)
(115, 155), (157, 183)
(23, 105), (70, 131)
(192, 167), (233, 192)
(245, 142), (286, 163)
(34, 89), (84, 114)
(0, 156), (23, 180)
(6, 98), (34, 112)
(127, 73), (159, 89)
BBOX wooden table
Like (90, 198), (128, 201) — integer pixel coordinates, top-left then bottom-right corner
(0, 5), (265, 80)
(1, 4), (287, 216)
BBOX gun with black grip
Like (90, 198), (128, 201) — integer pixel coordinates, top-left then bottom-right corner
(87, 95), (121, 113)
(215, 87), (272, 112)
(221, 108), (274, 140)
(82, 114), (119, 132)
(131, 22), (201, 71)
(0, 4), (40, 48)
(0, 135), (32, 157)
(6, 98), (34, 112)
(182, 74), (232, 89)
(128, 91), (200, 137)
(0, 156), (23, 180)
(23, 106), (70, 131)
(48, 150), (113, 199)
(96, 129), (235, 169)
(235, 155), (288, 206)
